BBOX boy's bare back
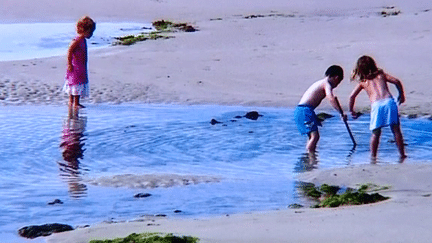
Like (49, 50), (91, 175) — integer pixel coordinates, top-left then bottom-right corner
(298, 78), (333, 108)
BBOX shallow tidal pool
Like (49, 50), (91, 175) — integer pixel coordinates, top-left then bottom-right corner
(1, 104), (432, 242)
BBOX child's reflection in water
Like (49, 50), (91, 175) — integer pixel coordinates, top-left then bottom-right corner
(295, 152), (318, 173)
(58, 107), (87, 198)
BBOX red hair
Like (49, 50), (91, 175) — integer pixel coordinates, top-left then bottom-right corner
(77, 16), (96, 34)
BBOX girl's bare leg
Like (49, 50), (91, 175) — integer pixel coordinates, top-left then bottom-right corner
(73, 95), (85, 108)
(391, 124), (407, 159)
(69, 95), (74, 107)
(371, 128), (381, 158)
(307, 130), (320, 153)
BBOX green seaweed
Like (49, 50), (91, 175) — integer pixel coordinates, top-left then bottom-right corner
(113, 33), (173, 46)
(152, 20), (174, 31)
(320, 184), (340, 196)
(301, 183), (390, 208)
(152, 20), (197, 32)
(318, 190), (389, 208)
(299, 182), (322, 199)
(89, 232), (199, 243)
(113, 20), (196, 46)
(358, 183), (391, 192)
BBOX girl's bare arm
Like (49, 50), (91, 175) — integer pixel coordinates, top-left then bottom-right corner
(66, 38), (80, 71)
(384, 72), (405, 104)
(349, 83), (363, 117)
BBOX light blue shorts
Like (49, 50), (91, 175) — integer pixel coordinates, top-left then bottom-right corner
(370, 98), (399, 131)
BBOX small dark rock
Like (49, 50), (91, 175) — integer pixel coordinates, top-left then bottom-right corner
(210, 119), (222, 125)
(288, 203), (304, 209)
(155, 214), (167, 217)
(407, 114), (417, 119)
(316, 112), (334, 122)
(174, 210), (182, 213)
(234, 116), (243, 119)
(18, 223), (74, 239)
(183, 25), (197, 32)
(134, 193), (152, 198)
(244, 14), (265, 19)
(48, 199), (63, 205)
(244, 111), (262, 120)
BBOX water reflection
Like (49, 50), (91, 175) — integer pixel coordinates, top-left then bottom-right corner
(294, 152), (319, 172)
(58, 107), (87, 198)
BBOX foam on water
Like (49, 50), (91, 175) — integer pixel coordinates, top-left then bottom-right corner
(1, 104), (432, 242)
(0, 22), (153, 61)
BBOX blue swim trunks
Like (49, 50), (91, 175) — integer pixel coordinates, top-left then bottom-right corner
(294, 104), (322, 135)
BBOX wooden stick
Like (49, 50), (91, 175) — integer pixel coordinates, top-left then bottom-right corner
(334, 97), (356, 147)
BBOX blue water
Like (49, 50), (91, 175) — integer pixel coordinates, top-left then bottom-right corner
(1, 104), (432, 242)
(0, 22), (153, 61)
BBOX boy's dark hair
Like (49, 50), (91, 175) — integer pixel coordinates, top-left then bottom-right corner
(325, 65), (344, 79)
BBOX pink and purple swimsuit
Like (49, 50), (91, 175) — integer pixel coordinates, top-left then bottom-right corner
(63, 37), (90, 97)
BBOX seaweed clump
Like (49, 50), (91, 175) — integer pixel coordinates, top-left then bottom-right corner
(89, 232), (199, 243)
(114, 32), (173, 46)
(299, 182), (390, 208)
(113, 20), (197, 46)
(152, 20), (197, 32)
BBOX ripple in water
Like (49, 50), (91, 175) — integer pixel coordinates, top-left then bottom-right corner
(1, 104), (432, 242)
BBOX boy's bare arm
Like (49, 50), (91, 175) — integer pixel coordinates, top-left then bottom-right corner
(349, 83), (363, 117)
(384, 72), (405, 104)
(324, 82), (344, 114)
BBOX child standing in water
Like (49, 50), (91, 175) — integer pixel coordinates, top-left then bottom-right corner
(349, 55), (406, 159)
(294, 65), (347, 153)
(64, 16), (96, 108)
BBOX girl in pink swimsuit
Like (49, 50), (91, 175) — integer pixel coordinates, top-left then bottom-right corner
(64, 16), (96, 108)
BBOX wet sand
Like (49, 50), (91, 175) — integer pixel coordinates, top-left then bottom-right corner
(2, 0), (432, 242)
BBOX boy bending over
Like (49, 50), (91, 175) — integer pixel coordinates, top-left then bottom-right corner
(294, 65), (346, 153)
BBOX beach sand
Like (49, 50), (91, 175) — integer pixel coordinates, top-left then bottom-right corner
(2, 0), (432, 242)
